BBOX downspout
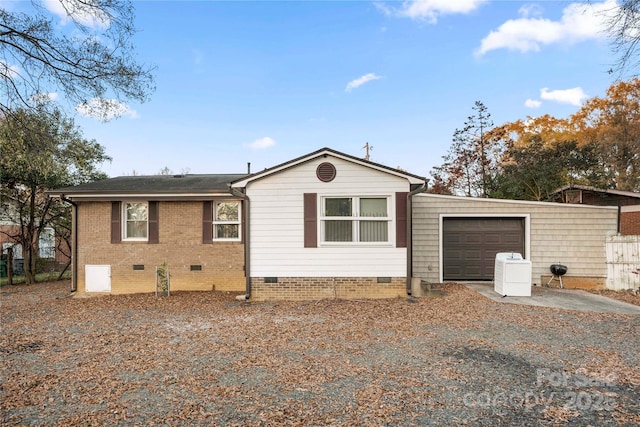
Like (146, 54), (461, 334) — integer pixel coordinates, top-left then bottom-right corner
(617, 201), (621, 234)
(406, 183), (427, 295)
(229, 186), (251, 299)
(60, 195), (78, 292)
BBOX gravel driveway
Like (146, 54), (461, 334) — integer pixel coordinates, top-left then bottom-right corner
(1, 281), (639, 426)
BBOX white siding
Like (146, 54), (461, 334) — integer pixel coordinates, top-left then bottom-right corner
(413, 194), (618, 284)
(246, 156), (410, 277)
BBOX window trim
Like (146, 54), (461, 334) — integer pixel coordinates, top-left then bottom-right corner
(319, 195), (393, 246)
(122, 201), (149, 242)
(212, 200), (242, 242)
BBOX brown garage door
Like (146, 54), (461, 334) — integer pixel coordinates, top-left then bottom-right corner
(443, 217), (525, 281)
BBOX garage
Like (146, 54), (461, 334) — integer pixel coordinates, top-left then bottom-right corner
(442, 217), (525, 281)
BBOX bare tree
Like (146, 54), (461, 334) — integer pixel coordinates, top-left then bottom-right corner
(600, 0), (640, 77)
(430, 101), (506, 197)
(0, 0), (154, 118)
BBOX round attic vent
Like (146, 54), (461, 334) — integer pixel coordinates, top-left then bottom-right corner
(316, 162), (336, 182)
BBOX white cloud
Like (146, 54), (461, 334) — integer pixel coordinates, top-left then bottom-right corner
(518, 4), (543, 19)
(44, 0), (110, 29)
(246, 137), (276, 150)
(378, 0), (487, 23)
(476, 0), (616, 56)
(345, 73), (382, 93)
(76, 98), (139, 121)
(524, 99), (542, 108)
(540, 87), (588, 106)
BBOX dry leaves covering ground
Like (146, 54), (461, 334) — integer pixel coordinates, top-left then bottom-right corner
(1, 281), (639, 426)
(587, 289), (640, 307)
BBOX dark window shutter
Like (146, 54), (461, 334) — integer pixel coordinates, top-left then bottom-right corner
(202, 201), (213, 244)
(148, 201), (159, 244)
(111, 201), (121, 244)
(304, 193), (317, 248)
(396, 192), (408, 248)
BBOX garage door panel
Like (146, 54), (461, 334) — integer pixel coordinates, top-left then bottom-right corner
(464, 250), (482, 261)
(503, 233), (523, 245)
(443, 218), (525, 281)
(465, 234), (482, 245)
(484, 234), (501, 245)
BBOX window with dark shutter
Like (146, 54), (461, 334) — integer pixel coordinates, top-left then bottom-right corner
(304, 193), (317, 248)
(395, 192), (408, 248)
(111, 201), (121, 244)
(148, 201), (159, 244)
(202, 201), (213, 244)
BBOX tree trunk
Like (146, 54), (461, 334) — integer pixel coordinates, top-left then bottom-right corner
(7, 247), (14, 286)
(25, 186), (37, 284)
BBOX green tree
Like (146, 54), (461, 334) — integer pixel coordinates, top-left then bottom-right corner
(430, 101), (506, 197)
(490, 138), (601, 201)
(0, 105), (110, 283)
(0, 0), (154, 118)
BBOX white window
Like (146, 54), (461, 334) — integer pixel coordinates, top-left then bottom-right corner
(2, 243), (23, 259)
(321, 196), (390, 244)
(39, 227), (55, 259)
(123, 202), (148, 241)
(213, 201), (241, 241)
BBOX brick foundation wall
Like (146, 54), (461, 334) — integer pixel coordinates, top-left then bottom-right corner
(77, 201), (245, 294)
(249, 277), (407, 301)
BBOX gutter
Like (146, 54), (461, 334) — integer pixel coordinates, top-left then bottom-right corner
(229, 186), (251, 300)
(60, 195), (78, 293)
(406, 183), (427, 295)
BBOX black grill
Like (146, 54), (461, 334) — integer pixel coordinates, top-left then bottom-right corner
(550, 264), (568, 276)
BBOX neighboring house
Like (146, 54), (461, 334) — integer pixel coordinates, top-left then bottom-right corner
(1, 223), (69, 275)
(412, 194), (618, 290)
(48, 148), (427, 300)
(551, 185), (640, 235)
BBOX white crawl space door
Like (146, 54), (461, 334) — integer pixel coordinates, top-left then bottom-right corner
(85, 265), (111, 292)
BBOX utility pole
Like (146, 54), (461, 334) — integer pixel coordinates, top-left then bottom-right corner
(363, 142), (373, 161)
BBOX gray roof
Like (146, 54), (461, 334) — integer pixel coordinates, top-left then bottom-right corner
(552, 184), (640, 199)
(49, 174), (248, 197)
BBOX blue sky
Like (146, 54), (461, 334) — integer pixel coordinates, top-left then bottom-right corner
(7, 1), (623, 178)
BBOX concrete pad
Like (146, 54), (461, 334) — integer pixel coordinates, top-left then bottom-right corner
(463, 282), (640, 315)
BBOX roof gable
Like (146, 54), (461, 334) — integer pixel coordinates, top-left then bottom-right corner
(231, 147), (426, 188)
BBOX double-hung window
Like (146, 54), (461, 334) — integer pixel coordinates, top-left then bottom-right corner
(123, 202), (148, 241)
(321, 196), (390, 244)
(213, 201), (241, 241)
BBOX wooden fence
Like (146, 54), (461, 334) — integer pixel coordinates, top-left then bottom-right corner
(606, 235), (640, 290)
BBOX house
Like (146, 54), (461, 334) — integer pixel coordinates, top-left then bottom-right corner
(551, 184), (640, 235)
(412, 194), (618, 289)
(50, 148), (625, 299)
(48, 148), (427, 300)
(1, 222), (70, 276)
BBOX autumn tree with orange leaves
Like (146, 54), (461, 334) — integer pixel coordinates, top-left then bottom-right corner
(430, 78), (640, 199)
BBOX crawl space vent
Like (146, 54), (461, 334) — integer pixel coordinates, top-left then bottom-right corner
(316, 162), (336, 182)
